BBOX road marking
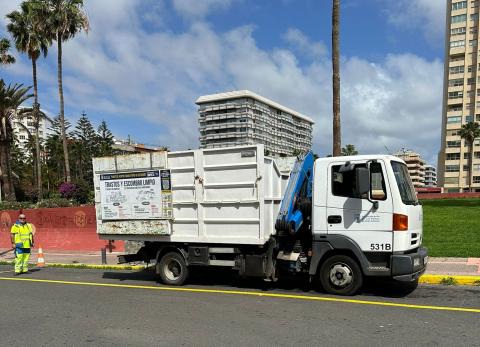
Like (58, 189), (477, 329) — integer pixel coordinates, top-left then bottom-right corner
(0, 276), (479, 313)
(0, 270), (12, 274)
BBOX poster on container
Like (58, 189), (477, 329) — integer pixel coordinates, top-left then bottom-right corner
(99, 169), (172, 220)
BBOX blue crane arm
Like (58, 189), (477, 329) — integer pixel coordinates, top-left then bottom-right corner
(275, 151), (314, 234)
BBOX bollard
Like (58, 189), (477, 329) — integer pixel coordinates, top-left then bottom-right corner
(101, 248), (107, 265)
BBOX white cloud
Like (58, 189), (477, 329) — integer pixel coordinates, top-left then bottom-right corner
(283, 28), (328, 59)
(172, 0), (236, 19)
(384, 0), (446, 44)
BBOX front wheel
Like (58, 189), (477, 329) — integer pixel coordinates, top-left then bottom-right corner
(156, 252), (189, 285)
(319, 255), (363, 296)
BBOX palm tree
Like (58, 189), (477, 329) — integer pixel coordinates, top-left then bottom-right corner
(341, 144), (358, 156)
(42, 0), (89, 183)
(7, 0), (51, 199)
(0, 80), (33, 201)
(0, 38), (16, 65)
(332, 0), (341, 156)
(459, 122), (480, 192)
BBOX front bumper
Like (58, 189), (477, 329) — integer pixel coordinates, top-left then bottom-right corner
(391, 247), (428, 282)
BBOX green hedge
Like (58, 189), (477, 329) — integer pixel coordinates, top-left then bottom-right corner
(0, 198), (91, 211)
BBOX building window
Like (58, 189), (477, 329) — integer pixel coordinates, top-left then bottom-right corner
(466, 103), (473, 109)
(471, 27), (478, 34)
(445, 177), (459, 185)
(473, 0), (479, 8)
(471, 13), (479, 21)
(448, 91), (463, 99)
(451, 55), (465, 63)
(452, 14), (467, 23)
(447, 117), (462, 124)
(446, 153), (461, 160)
(446, 165), (460, 172)
(447, 140), (461, 147)
(447, 130), (460, 136)
(467, 77), (475, 85)
(469, 40), (478, 46)
(476, 114), (480, 121)
(449, 78), (464, 87)
(453, 1), (468, 10)
(451, 26), (467, 36)
(474, 176), (480, 183)
(19, 135), (26, 140)
(468, 65), (476, 72)
(473, 164), (480, 171)
(450, 40), (466, 48)
(450, 65), (465, 74)
(466, 115), (474, 122)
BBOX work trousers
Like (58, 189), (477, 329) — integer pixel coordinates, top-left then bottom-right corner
(14, 249), (31, 273)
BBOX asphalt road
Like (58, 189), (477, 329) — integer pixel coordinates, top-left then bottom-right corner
(0, 265), (478, 346)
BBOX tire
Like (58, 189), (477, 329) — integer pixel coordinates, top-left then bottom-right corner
(319, 255), (363, 296)
(156, 252), (189, 286)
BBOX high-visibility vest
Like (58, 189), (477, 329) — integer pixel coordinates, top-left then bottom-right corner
(11, 223), (33, 248)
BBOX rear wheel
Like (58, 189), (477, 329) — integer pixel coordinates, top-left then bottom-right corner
(156, 252), (189, 285)
(319, 255), (363, 296)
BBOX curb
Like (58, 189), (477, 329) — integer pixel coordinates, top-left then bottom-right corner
(419, 274), (480, 286)
(0, 261), (145, 271)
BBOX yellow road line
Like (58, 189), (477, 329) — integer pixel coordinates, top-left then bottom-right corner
(0, 277), (479, 313)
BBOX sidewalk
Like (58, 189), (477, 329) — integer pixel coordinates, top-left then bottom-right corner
(0, 248), (479, 282)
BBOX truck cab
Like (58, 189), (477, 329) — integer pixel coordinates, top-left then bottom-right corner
(277, 154), (428, 295)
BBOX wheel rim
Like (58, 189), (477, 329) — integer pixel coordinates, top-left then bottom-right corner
(329, 263), (353, 288)
(164, 259), (182, 281)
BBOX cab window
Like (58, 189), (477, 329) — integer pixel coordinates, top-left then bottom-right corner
(331, 164), (366, 199)
(331, 162), (387, 200)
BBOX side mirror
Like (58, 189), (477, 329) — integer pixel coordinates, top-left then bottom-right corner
(355, 167), (370, 196)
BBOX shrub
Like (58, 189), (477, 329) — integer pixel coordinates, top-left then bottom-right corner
(58, 180), (92, 204)
(0, 201), (31, 211)
(35, 198), (73, 208)
(59, 182), (77, 199)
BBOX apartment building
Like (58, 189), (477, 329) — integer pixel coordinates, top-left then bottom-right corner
(395, 150), (426, 188)
(438, 0), (480, 192)
(196, 90), (314, 156)
(12, 107), (52, 151)
(424, 165), (438, 187)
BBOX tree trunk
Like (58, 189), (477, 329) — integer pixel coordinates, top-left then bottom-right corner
(0, 141), (16, 201)
(469, 142), (474, 192)
(57, 35), (71, 183)
(332, 0), (341, 157)
(32, 57), (43, 200)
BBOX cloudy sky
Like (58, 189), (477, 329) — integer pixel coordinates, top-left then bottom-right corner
(0, 0), (446, 164)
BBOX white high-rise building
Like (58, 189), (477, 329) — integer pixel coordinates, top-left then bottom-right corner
(424, 165), (438, 187)
(12, 107), (52, 151)
(196, 90), (314, 156)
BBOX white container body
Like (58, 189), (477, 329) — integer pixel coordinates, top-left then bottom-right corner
(93, 145), (288, 245)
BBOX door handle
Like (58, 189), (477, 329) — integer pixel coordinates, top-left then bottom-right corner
(328, 215), (342, 224)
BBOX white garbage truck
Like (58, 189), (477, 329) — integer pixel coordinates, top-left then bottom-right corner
(93, 145), (427, 295)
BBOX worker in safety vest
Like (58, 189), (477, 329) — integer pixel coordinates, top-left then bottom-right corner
(10, 213), (35, 275)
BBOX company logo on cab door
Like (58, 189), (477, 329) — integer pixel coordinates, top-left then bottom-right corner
(354, 214), (380, 223)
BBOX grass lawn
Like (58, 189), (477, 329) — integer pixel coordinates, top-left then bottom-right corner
(421, 198), (480, 257)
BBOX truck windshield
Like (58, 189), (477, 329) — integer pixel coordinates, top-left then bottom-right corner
(391, 161), (419, 205)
